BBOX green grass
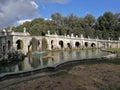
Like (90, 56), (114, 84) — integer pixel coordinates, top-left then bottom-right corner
(106, 58), (120, 65)
(107, 48), (120, 54)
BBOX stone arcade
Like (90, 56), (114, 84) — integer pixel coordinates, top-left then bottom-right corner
(0, 28), (120, 57)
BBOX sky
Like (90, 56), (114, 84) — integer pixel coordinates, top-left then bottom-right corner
(0, 0), (120, 29)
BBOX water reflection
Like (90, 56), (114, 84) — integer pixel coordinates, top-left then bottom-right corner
(0, 49), (110, 74)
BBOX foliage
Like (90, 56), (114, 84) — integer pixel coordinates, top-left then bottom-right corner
(12, 11), (120, 40)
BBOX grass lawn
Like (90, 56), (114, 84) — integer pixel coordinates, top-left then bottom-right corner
(107, 48), (120, 54)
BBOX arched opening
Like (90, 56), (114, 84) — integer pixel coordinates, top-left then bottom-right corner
(85, 42), (88, 47)
(8, 40), (11, 50)
(51, 40), (54, 49)
(16, 40), (23, 50)
(42, 38), (48, 51)
(75, 42), (80, 48)
(29, 38), (39, 52)
(67, 43), (71, 49)
(102, 43), (105, 48)
(91, 43), (96, 48)
(38, 40), (40, 46)
(59, 40), (64, 48)
(107, 43), (109, 48)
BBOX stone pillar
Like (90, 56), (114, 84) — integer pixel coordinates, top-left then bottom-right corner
(81, 40), (84, 48)
(23, 38), (30, 55)
(47, 38), (51, 50)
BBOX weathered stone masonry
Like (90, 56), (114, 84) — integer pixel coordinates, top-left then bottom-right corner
(0, 28), (120, 56)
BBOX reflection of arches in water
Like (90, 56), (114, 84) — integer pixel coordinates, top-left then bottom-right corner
(68, 50), (72, 58)
(91, 43), (96, 48)
(85, 42), (88, 47)
(16, 39), (23, 50)
(59, 40), (64, 48)
(60, 51), (64, 60)
(28, 56), (32, 64)
(30, 56), (41, 68)
(42, 55), (54, 65)
(52, 58), (54, 62)
(76, 51), (80, 58)
(75, 42), (80, 48)
(43, 58), (48, 65)
(85, 50), (89, 58)
(18, 62), (24, 71)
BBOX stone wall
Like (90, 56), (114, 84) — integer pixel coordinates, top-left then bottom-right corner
(0, 30), (120, 56)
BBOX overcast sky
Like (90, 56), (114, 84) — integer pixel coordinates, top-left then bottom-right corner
(0, 0), (120, 29)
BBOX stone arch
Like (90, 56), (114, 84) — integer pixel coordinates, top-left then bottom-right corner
(91, 43), (96, 48)
(102, 43), (105, 48)
(42, 38), (48, 51)
(107, 43), (109, 48)
(59, 40), (64, 49)
(29, 38), (39, 52)
(8, 40), (11, 50)
(75, 42), (80, 48)
(85, 42), (88, 47)
(67, 43), (71, 49)
(51, 40), (54, 49)
(16, 39), (23, 50)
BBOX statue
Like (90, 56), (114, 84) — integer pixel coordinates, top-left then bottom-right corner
(10, 27), (12, 31)
(23, 27), (26, 33)
(71, 33), (74, 37)
(2, 29), (6, 32)
(48, 30), (50, 35)
(81, 34), (83, 38)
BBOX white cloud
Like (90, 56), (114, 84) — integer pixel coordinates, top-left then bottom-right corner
(44, 18), (52, 21)
(0, 0), (70, 29)
(0, 0), (39, 29)
(17, 19), (32, 25)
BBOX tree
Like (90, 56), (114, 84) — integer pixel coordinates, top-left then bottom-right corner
(97, 12), (119, 39)
(84, 14), (96, 27)
(97, 12), (117, 31)
(114, 13), (120, 22)
(12, 11), (120, 40)
(51, 12), (63, 25)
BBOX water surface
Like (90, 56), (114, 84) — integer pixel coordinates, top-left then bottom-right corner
(0, 49), (110, 74)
